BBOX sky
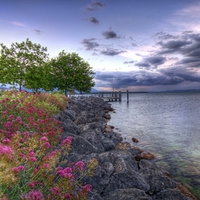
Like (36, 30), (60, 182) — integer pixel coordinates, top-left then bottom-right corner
(1, 0), (200, 92)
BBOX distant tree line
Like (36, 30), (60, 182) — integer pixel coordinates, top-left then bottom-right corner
(0, 38), (95, 94)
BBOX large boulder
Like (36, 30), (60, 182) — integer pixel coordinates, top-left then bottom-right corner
(139, 160), (177, 194)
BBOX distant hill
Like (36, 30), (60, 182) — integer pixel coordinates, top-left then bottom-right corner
(90, 88), (99, 93)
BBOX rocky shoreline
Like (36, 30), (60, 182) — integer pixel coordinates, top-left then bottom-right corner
(54, 96), (197, 200)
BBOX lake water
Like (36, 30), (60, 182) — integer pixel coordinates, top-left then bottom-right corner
(107, 92), (200, 198)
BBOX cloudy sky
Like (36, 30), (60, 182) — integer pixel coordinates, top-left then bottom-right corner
(1, 0), (200, 91)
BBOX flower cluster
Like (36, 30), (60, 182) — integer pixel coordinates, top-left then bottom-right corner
(0, 91), (98, 200)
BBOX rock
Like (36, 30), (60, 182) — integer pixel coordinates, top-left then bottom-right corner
(103, 188), (152, 200)
(71, 135), (103, 154)
(53, 96), (196, 200)
(132, 137), (139, 143)
(135, 152), (155, 161)
(103, 113), (111, 120)
(139, 160), (177, 194)
(176, 183), (197, 200)
(115, 142), (132, 150)
(152, 188), (193, 200)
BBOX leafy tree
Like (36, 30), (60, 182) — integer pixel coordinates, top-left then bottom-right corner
(50, 51), (95, 95)
(0, 38), (49, 91)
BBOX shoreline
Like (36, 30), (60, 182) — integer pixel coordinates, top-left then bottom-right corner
(55, 96), (197, 200)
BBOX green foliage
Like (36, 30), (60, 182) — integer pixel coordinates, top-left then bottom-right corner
(0, 40), (95, 93)
(0, 38), (49, 91)
(50, 51), (95, 94)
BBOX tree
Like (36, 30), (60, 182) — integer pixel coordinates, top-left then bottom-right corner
(50, 51), (95, 95)
(0, 38), (49, 91)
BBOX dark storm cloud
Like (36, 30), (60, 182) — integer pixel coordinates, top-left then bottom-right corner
(159, 66), (200, 83)
(135, 56), (166, 69)
(135, 62), (151, 68)
(178, 57), (200, 64)
(157, 40), (192, 54)
(89, 17), (99, 24)
(145, 56), (166, 66)
(100, 48), (126, 56)
(155, 33), (200, 66)
(94, 70), (186, 89)
(102, 30), (118, 39)
(81, 38), (100, 50)
(124, 61), (135, 64)
(95, 66), (200, 89)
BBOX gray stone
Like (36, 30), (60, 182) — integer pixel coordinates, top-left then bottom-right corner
(139, 160), (177, 194)
(152, 188), (193, 200)
(104, 188), (152, 200)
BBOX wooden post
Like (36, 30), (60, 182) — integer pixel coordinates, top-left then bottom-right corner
(115, 91), (117, 101)
(119, 91), (121, 101)
(127, 90), (129, 103)
(98, 92), (100, 98)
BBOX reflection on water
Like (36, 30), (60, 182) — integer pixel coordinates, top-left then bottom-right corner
(108, 92), (200, 198)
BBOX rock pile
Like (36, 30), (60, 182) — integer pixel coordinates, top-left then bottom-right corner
(54, 96), (197, 200)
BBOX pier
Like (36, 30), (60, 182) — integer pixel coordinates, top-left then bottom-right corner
(98, 91), (121, 102)
(97, 90), (129, 103)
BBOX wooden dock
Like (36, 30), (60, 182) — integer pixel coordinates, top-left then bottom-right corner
(98, 91), (122, 102)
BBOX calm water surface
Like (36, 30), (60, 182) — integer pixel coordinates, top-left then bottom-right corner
(107, 92), (200, 198)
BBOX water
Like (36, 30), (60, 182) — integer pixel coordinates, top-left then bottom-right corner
(107, 92), (200, 198)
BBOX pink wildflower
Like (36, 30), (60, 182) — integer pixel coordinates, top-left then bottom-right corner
(7, 114), (14, 120)
(29, 157), (37, 162)
(3, 110), (8, 115)
(42, 164), (49, 169)
(4, 121), (12, 128)
(65, 193), (72, 199)
(40, 136), (48, 142)
(2, 138), (11, 144)
(0, 144), (13, 156)
(75, 161), (84, 171)
(66, 173), (74, 180)
(56, 169), (74, 180)
(63, 167), (72, 173)
(42, 141), (51, 149)
(12, 165), (25, 173)
(61, 136), (72, 147)
(50, 186), (61, 196)
(19, 153), (26, 159)
(28, 150), (35, 157)
(28, 181), (37, 188)
(16, 116), (22, 122)
(23, 131), (30, 137)
(21, 190), (44, 200)
(56, 169), (66, 177)
(83, 184), (92, 192)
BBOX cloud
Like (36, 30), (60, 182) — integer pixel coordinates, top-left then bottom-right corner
(94, 66), (200, 89)
(135, 62), (151, 68)
(153, 32), (179, 40)
(100, 48), (126, 56)
(89, 17), (99, 24)
(93, 1), (105, 8)
(94, 70), (185, 89)
(81, 38), (100, 50)
(10, 21), (26, 27)
(86, 1), (105, 11)
(154, 32), (200, 68)
(124, 61), (135, 64)
(135, 55), (166, 69)
(102, 30), (118, 39)
(34, 29), (42, 34)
